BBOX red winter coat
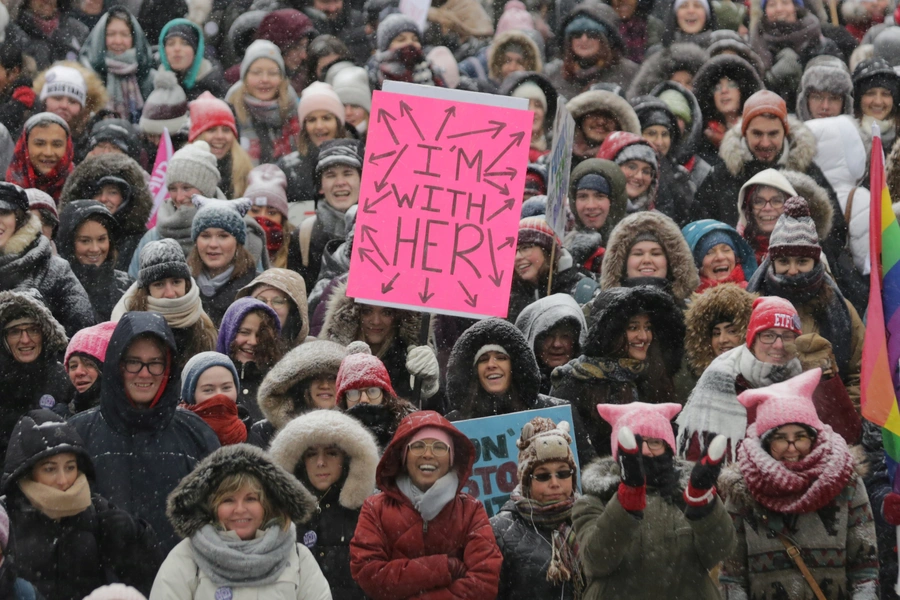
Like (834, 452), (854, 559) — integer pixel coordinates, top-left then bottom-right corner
(349, 411), (501, 600)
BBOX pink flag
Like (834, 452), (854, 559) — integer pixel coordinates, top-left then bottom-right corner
(145, 129), (174, 228)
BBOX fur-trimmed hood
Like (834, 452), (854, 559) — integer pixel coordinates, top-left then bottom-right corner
(719, 115), (819, 177)
(684, 283), (758, 377)
(0, 212), (41, 258)
(567, 158), (628, 237)
(558, 3), (625, 54)
(625, 43), (708, 101)
(445, 317), (543, 406)
(796, 58), (853, 122)
(268, 409), (379, 510)
(566, 90), (641, 134)
(167, 444), (316, 539)
(736, 169), (834, 242)
(649, 80), (704, 165)
(514, 293), (587, 356)
(0, 289), (68, 356)
(488, 31), (542, 82)
(600, 210), (700, 303)
(692, 54), (764, 127)
(497, 72), (558, 131)
(256, 340), (349, 432)
(59, 153), (153, 238)
(886, 134), (900, 204)
(320, 278), (420, 351)
(580, 455), (691, 501)
(707, 31), (766, 78)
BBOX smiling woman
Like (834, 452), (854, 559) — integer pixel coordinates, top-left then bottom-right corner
(6, 112), (73, 202)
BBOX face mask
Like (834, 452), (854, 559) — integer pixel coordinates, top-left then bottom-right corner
(255, 216), (284, 253)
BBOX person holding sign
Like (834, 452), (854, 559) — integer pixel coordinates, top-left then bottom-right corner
(350, 411), (502, 600)
(491, 417), (583, 600)
(573, 403), (735, 598)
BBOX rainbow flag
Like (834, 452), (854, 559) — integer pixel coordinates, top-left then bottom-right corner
(861, 124), (900, 484)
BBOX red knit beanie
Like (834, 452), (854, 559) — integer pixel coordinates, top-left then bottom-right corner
(745, 296), (802, 347)
(335, 352), (396, 404)
(188, 92), (238, 142)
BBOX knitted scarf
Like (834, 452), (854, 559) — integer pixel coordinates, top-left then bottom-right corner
(567, 355), (646, 385)
(245, 94), (284, 165)
(155, 201), (198, 258)
(18, 474), (92, 520)
(190, 522), (297, 587)
(738, 426), (854, 514)
(182, 394), (247, 445)
(696, 265), (747, 293)
(618, 17), (648, 63)
(512, 490), (583, 591)
(374, 46), (444, 88)
(197, 265), (235, 297)
(113, 278), (207, 328)
(396, 471), (459, 521)
(6, 130), (73, 202)
(862, 115), (896, 149)
(675, 345), (802, 461)
(105, 49), (144, 123)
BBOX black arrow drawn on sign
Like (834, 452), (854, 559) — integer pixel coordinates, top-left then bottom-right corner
(418, 278), (434, 303)
(373, 145), (408, 192)
(360, 225), (389, 264)
(434, 107), (456, 141)
(485, 131), (526, 172)
(497, 236), (515, 250)
(381, 273), (399, 293)
(358, 248), (383, 272)
(458, 281), (478, 307)
(368, 150), (396, 166)
(377, 109), (399, 145)
(399, 101), (424, 141)
(485, 179), (509, 195)
(488, 198), (516, 222)
(447, 120), (506, 140)
(487, 230), (503, 287)
(361, 189), (392, 214)
(484, 167), (517, 179)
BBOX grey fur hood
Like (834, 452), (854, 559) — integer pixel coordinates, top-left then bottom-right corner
(166, 444), (316, 539)
(0, 289), (67, 354)
(514, 293), (587, 354)
(600, 210), (700, 303)
(257, 340), (349, 431)
(268, 409), (379, 510)
(720, 116), (819, 177)
(736, 169), (834, 241)
(566, 90), (641, 134)
(581, 456), (692, 501)
(488, 31), (542, 82)
(796, 58), (854, 122)
(320, 278), (421, 350)
(625, 43), (708, 101)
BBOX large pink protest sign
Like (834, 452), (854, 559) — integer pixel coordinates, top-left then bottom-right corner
(346, 88), (532, 319)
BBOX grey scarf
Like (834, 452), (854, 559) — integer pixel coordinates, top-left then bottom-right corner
(396, 471), (459, 521)
(197, 265), (235, 297)
(190, 522), (296, 587)
(156, 200), (197, 257)
(316, 201), (348, 239)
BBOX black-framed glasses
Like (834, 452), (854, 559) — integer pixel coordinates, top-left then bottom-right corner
(757, 331), (798, 345)
(121, 359), (166, 375)
(770, 433), (814, 451)
(4, 325), (42, 341)
(408, 441), (450, 457)
(531, 470), (574, 482)
(751, 196), (786, 209)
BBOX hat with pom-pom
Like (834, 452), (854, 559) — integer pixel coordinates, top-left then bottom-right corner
(335, 351), (396, 406)
(738, 367), (824, 436)
(83, 584), (148, 600)
(597, 402), (682, 458)
(188, 91), (238, 142)
(139, 69), (188, 136)
(768, 196), (821, 260)
(516, 417), (577, 496)
(244, 164), (289, 219)
(191, 195), (251, 245)
(496, 0), (535, 35)
(166, 141), (220, 198)
(65, 321), (117, 367)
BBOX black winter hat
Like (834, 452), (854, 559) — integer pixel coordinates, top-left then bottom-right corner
(0, 182), (29, 215)
(852, 57), (900, 112)
(56, 200), (118, 261)
(631, 95), (681, 147)
(88, 119), (140, 161)
(137, 238), (191, 289)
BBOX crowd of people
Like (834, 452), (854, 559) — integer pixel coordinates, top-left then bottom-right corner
(0, 0), (895, 597)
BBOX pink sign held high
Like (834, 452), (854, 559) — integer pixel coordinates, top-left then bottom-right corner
(347, 88), (532, 319)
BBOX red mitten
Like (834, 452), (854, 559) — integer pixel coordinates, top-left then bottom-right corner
(12, 86), (35, 109)
(883, 492), (900, 526)
(616, 426), (647, 513)
(684, 435), (726, 507)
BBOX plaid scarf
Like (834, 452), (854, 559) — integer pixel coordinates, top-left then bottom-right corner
(512, 491), (584, 594)
(6, 130), (73, 202)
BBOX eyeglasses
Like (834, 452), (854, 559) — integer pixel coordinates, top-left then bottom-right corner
(757, 331), (798, 345)
(4, 325), (42, 341)
(121, 359), (166, 375)
(408, 441), (450, 457)
(344, 387), (383, 404)
(714, 80), (739, 93)
(751, 196), (786, 209)
(254, 294), (289, 308)
(531, 470), (574, 482)
(642, 438), (666, 451)
(769, 433), (814, 452)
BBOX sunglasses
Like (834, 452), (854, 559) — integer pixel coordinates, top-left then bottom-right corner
(530, 470), (574, 483)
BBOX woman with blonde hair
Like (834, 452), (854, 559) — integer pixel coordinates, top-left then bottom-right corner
(187, 92), (252, 199)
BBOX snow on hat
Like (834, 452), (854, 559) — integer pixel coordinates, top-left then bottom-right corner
(745, 296), (802, 347)
(191, 196), (251, 245)
(25, 111), (69, 136)
(658, 89), (692, 125)
(473, 344), (509, 365)
(597, 402), (682, 459)
(496, 0), (535, 35)
(316, 139), (362, 174)
(738, 368), (824, 436)
(83, 584), (148, 600)
(0, 182), (29, 214)
(741, 90), (789, 136)
(518, 216), (561, 258)
(88, 119), (139, 159)
(609, 138), (658, 173)
(512, 80), (547, 111)
(297, 81), (345, 127)
(217, 297), (281, 355)
(65, 321), (117, 367)
(332, 66), (372, 112)
(377, 13), (420, 52)
(335, 352), (397, 404)
(406, 426), (455, 466)
(139, 70), (188, 136)
(767, 196), (821, 260)
(516, 417), (577, 495)
(39, 65), (86, 107)
(674, 0), (710, 15)
(240, 39), (285, 80)
(26, 188), (58, 225)
(138, 238), (191, 288)
(165, 140), (220, 198)
(256, 9), (315, 54)
(181, 351), (240, 403)
(245, 164), (289, 218)
(188, 91), (238, 142)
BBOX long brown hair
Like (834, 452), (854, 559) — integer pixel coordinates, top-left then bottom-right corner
(187, 245), (255, 281)
(230, 308), (284, 369)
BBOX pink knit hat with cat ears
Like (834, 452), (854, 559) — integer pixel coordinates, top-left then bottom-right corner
(738, 367), (824, 437)
(597, 402), (682, 458)
(64, 321), (117, 367)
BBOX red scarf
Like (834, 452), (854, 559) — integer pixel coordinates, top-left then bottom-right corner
(255, 216), (284, 253)
(696, 265), (747, 293)
(6, 130), (73, 202)
(752, 234), (770, 265)
(182, 395), (247, 445)
(737, 427), (855, 514)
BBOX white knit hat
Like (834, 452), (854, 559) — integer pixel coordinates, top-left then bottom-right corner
(332, 66), (371, 112)
(240, 39), (285, 80)
(165, 141), (220, 197)
(39, 65), (86, 107)
(297, 82), (345, 125)
(139, 70), (188, 136)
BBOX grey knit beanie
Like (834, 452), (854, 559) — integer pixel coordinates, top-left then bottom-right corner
(139, 70), (188, 136)
(332, 66), (372, 112)
(165, 141), (220, 197)
(191, 196), (251, 245)
(240, 40), (285, 81)
(377, 14), (420, 52)
(138, 238), (191, 288)
(614, 143), (657, 173)
(768, 196), (821, 261)
(315, 139), (362, 175)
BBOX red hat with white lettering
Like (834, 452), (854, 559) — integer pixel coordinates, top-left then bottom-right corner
(745, 296), (802, 347)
